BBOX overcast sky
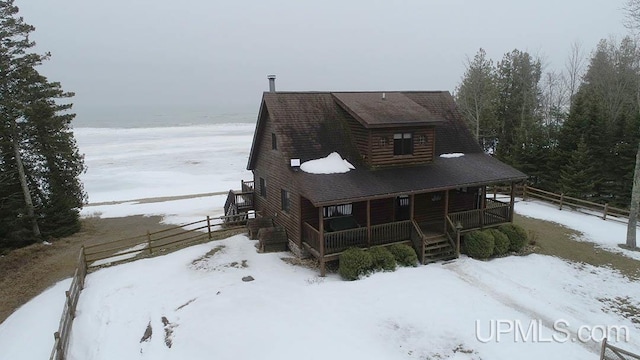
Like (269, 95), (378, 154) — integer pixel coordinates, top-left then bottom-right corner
(16, 0), (627, 121)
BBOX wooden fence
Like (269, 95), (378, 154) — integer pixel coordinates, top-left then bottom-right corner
(83, 213), (253, 268)
(49, 248), (86, 360)
(601, 338), (640, 359)
(49, 212), (252, 359)
(490, 185), (631, 223)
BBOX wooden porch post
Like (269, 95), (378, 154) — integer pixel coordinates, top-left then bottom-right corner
(366, 200), (371, 248)
(319, 207), (326, 277)
(443, 190), (449, 233)
(479, 187), (485, 229)
(509, 182), (516, 222)
(410, 194), (415, 220)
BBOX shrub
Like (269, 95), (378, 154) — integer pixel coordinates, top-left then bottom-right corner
(489, 229), (510, 256)
(464, 230), (494, 259)
(498, 224), (528, 252)
(387, 244), (418, 267)
(338, 248), (373, 280)
(369, 246), (397, 272)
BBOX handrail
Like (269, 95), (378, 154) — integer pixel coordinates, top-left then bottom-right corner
(445, 216), (459, 256)
(410, 220), (426, 264)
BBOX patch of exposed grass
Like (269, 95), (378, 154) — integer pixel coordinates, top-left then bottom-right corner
(598, 296), (640, 325)
(514, 214), (640, 280)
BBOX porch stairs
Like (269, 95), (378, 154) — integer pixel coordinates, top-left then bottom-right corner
(422, 235), (456, 264)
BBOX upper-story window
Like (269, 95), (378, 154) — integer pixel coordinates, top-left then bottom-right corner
(393, 133), (413, 156)
(259, 177), (267, 198)
(271, 133), (277, 150)
(281, 189), (290, 212)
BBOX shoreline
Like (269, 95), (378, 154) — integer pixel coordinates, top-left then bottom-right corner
(85, 191), (228, 207)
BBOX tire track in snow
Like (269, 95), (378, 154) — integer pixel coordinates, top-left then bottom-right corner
(442, 261), (601, 355)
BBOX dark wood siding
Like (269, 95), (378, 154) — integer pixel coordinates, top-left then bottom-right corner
(344, 113), (370, 164)
(370, 198), (394, 225)
(414, 191), (445, 224)
(449, 187), (480, 212)
(370, 127), (435, 167)
(252, 112), (302, 246)
(352, 201), (368, 226)
(301, 197), (318, 229)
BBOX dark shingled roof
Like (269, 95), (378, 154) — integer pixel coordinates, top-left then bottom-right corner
(247, 90), (526, 206)
(294, 153), (526, 206)
(332, 92), (442, 128)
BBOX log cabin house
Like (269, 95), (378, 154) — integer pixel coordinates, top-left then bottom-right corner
(226, 79), (526, 275)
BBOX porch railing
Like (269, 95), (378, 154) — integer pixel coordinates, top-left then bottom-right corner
(371, 220), (412, 245)
(302, 220), (414, 256)
(241, 180), (255, 193)
(325, 227), (368, 254)
(448, 199), (510, 231)
(234, 191), (254, 211)
(302, 222), (320, 254)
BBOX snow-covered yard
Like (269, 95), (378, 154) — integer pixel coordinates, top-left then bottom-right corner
(67, 229), (640, 360)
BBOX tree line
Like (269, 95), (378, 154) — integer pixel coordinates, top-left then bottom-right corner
(455, 38), (640, 209)
(0, 0), (85, 251)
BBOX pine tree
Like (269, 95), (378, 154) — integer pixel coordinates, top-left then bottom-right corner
(559, 138), (597, 198)
(0, 0), (85, 248)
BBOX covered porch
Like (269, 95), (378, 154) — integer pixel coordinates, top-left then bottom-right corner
(300, 183), (517, 275)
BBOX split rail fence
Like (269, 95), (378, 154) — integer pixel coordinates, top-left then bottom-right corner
(49, 249), (86, 360)
(48, 212), (253, 360)
(490, 185), (632, 223)
(600, 338), (640, 359)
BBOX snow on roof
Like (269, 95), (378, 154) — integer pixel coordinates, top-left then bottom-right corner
(440, 153), (464, 158)
(299, 152), (354, 174)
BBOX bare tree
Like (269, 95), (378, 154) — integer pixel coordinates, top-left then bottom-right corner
(564, 41), (586, 108)
(455, 48), (497, 150)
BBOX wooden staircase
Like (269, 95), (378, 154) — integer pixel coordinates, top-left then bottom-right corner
(423, 235), (456, 264)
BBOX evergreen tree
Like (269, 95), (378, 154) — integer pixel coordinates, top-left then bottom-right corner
(0, 0), (85, 248)
(455, 48), (498, 151)
(494, 50), (543, 165)
(559, 138), (598, 198)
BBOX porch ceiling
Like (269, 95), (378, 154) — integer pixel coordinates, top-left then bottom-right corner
(294, 153), (526, 206)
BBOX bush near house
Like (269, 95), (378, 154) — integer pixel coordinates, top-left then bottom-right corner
(490, 229), (510, 256)
(498, 224), (528, 252)
(339, 248), (373, 280)
(387, 244), (419, 267)
(465, 230), (495, 259)
(369, 246), (397, 272)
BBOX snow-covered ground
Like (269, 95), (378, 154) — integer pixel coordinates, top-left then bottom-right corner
(1, 124), (640, 360)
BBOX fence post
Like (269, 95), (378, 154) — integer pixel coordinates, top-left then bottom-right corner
(207, 215), (212, 239)
(54, 331), (62, 360)
(66, 290), (74, 317)
(493, 186), (497, 200)
(600, 337), (607, 360)
(147, 230), (153, 255)
(559, 193), (564, 210)
(603, 203), (608, 220)
(523, 185), (528, 201)
(80, 247), (87, 286)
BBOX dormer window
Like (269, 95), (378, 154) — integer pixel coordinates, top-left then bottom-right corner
(393, 133), (413, 156)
